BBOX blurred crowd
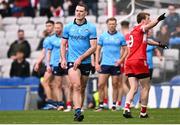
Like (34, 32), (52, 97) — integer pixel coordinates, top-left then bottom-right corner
(0, 0), (98, 17)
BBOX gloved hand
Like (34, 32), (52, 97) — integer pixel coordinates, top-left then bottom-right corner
(158, 42), (168, 49)
(157, 13), (166, 21)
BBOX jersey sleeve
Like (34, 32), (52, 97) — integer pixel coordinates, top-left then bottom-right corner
(46, 39), (53, 50)
(89, 24), (97, 40)
(120, 35), (127, 46)
(98, 34), (103, 46)
(43, 37), (48, 49)
(62, 24), (70, 39)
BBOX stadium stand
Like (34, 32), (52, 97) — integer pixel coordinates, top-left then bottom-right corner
(0, 0), (179, 111)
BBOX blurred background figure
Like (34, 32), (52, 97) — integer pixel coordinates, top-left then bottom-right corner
(161, 5), (180, 34)
(7, 29), (31, 59)
(10, 47), (30, 78)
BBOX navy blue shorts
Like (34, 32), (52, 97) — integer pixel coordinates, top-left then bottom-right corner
(52, 63), (68, 76)
(67, 62), (91, 76)
(99, 65), (121, 75)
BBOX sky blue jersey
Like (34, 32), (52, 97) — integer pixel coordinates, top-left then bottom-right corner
(62, 19), (97, 64)
(43, 34), (55, 65)
(146, 45), (157, 69)
(46, 34), (62, 67)
(98, 31), (127, 66)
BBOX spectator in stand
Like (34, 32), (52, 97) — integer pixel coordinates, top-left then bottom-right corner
(0, 0), (11, 17)
(67, 0), (80, 16)
(156, 25), (170, 52)
(7, 29), (31, 59)
(81, 0), (98, 16)
(36, 30), (48, 51)
(50, 0), (64, 17)
(10, 47), (30, 78)
(169, 24), (180, 47)
(36, 0), (52, 18)
(162, 5), (180, 34)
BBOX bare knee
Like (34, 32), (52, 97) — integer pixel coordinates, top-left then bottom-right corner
(73, 83), (81, 92)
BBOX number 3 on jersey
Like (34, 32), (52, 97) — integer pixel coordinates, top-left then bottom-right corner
(127, 35), (134, 47)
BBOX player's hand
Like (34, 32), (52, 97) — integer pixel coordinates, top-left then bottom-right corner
(115, 59), (123, 66)
(61, 59), (67, 69)
(73, 57), (82, 70)
(158, 42), (168, 49)
(95, 64), (101, 72)
(157, 13), (166, 21)
(46, 65), (52, 73)
(34, 63), (40, 72)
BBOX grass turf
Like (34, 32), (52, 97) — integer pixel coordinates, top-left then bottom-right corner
(0, 108), (180, 124)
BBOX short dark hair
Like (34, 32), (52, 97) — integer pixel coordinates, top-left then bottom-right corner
(46, 20), (54, 25)
(121, 21), (129, 28)
(106, 17), (117, 24)
(55, 21), (63, 27)
(76, 3), (88, 12)
(137, 12), (150, 24)
(18, 29), (24, 33)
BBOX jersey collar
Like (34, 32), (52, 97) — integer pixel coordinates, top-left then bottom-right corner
(74, 18), (87, 26)
(107, 30), (117, 35)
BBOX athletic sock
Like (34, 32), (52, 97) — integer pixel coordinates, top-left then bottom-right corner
(141, 105), (147, 114)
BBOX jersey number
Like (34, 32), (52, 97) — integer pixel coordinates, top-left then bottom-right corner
(127, 35), (134, 47)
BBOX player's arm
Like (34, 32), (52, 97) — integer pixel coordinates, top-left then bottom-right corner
(61, 24), (69, 69)
(34, 48), (46, 71)
(143, 13), (166, 32)
(46, 49), (52, 73)
(147, 39), (168, 49)
(73, 38), (97, 70)
(80, 39), (97, 61)
(60, 38), (68, 69)
(95, 45), (102, 72)
(154, 48), (163, 61)
(115, 45), (128, 66)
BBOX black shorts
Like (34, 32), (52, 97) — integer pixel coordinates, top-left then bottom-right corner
(127, 73), (150, 79)
(52, 64), (68, 76)
(67, 62), (91, 76)
(99, 65), (121, 76)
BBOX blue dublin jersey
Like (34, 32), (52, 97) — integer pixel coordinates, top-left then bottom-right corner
(146, 45), (156, 69)
(62, 19), (97, 64)
(43, 34), (55, 65)
(98, 31), (127, 66)
(47, 34), (62, 67)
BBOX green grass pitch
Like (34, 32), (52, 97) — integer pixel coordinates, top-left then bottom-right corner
(0, 108), (180, 124)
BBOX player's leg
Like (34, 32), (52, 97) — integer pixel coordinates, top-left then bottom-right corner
(51, 76), (64, 110)
(103, 85), (108, 109)
(63, 75), (72, 112)
(139, 76), (150, 118)
(68, 67), (84, 121)
(96, 73), (109, 111)
(80, 75), (88, 110)
(111, 75), (119, 111)
(123, 76), (138, 118)
(41, 71), (57, 109)
(117, 74), (123, 110)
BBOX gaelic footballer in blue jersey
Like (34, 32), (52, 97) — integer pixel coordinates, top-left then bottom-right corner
(61, 3), (97, 122)
(46, 22), (71, 111)
(95, 17), (128, 111)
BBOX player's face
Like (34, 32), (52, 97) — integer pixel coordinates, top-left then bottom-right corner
(46, 23), (54, 34)
(107, 20), (117, 33)
(144, 15), (150, 25)
(75, 6), (87, 20)
(54, 23), (63, 35)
